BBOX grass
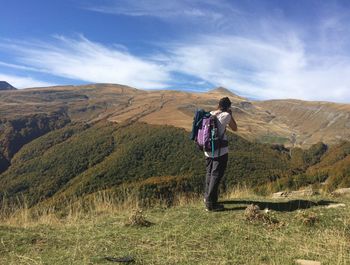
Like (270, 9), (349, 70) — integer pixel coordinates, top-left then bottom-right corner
(259, 134), (289, 145)
(0, 189), (349, 265)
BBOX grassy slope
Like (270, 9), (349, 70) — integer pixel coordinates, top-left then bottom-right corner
(0, 121), (117, 206)
(0, 193), (349, 265)
(0, 121), (293, 208)
(307, 141), (350, 189)
(256, 99), (350, 147)
(0, 121), (349, 210)
(0, 111), (70, 173)
(266, 141), (350, 193)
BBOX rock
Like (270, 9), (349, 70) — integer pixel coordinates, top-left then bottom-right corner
(239, 101), (253, 110)
(332, 188), (350, 196)
(325, 203), (346, 209)
(244, 204), (261, 221)
(295, 259), (321, 265)
(290, 189), (317, 197)
(272, 189), (317, 198)
(272, 191), (290, 198)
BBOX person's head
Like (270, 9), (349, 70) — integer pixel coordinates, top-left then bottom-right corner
(218, 97), (231, 112)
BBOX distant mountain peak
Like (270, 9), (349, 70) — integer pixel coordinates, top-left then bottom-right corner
(207, 87), (245, 100)
(209, 86), (233, 94)
(0, 81), (16, 91)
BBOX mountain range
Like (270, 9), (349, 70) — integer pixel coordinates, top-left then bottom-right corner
(1, 83), (349, 147)
(0, 82), (349, 209)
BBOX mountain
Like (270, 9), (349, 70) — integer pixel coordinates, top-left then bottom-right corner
(0, 83), (349, 209)
(256, 99), (350, 147)
(206, 86), (242, 98)
(1, 83), (348, 147)
(0, 81), (16, 91)
(0, 119), (348, 209)
(0, 84), (300, 143)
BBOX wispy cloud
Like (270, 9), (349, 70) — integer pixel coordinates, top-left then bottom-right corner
(79, 0), (350, 102)
(0, 61), (43, 72)
(2, 32), (350, 102)
(84, 0), (235, 23)
(0, 73), (55, 88)
(1, 0), (350, 102)
(163, 34), (350, 102)
(0, 35), (170, 89)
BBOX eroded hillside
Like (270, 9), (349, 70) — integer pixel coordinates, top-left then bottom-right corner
(257, 99), (350, 147)
(3, 83), (348, 148)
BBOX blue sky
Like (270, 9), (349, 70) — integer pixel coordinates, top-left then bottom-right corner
(1, 0), (350, 102)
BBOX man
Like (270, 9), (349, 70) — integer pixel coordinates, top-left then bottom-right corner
(204, 97), (237, 211)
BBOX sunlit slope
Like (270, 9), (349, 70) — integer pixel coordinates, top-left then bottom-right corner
(257, 99), (350, 147)
(2, 83), (349, 146)
(0, 84), (297, 145)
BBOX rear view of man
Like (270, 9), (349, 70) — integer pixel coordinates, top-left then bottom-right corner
(204, 97), (237, 211)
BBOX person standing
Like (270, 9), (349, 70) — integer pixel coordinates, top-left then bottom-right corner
(204, 97), (237, 211)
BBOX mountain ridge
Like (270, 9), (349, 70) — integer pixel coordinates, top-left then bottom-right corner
(0, 83), (349, 147)
(0, 81), (16, 91)
(0, 82), (349, 210)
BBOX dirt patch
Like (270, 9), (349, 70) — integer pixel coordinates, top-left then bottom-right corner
(125, 209), (152, 227)
(244, 204), (281, 227)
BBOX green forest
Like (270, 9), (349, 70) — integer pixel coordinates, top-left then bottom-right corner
(0, 119), (349, 209)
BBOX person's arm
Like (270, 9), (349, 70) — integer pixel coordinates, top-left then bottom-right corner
(227, 109), (238, 131)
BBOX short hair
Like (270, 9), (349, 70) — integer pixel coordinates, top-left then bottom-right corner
(218, 97), (231, 111)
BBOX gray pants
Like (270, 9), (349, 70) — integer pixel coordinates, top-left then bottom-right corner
(204, 153), (228, 208)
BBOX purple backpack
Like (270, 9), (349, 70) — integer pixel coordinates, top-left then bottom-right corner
(196, 114), (221, 157)
(191, 109), (229, 157)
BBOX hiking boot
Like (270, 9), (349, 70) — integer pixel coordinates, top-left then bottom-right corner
(205, 204), (225, 212)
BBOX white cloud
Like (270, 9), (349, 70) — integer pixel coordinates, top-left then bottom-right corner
(84, 0), (350, 102)
(0, 73), (55, 89)
(1, 36), (170, 89)
(84, 0), (232, 22)
(1, 31), (350, 102)
(0, 61), (42, 72)
(161, 34), (350, 102)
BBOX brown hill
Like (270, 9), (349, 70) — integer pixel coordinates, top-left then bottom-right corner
(0, 83), (348, 147)
(256, 99), (350, 147)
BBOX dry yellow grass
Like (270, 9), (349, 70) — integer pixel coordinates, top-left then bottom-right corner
(0, 185), (251, 228)
(1, 187), (349, 264)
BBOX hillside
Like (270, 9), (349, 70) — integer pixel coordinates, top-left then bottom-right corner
(0, 83), (348, 265)
(0, 120), (349, 210)
(257, 99), (350, 147)
(0, 81), (16, 91)
(0, 83), (349, 210)
(0, 121), (288, 208)
(1, 83), (349, 147)
(0, 111), (70, 173)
